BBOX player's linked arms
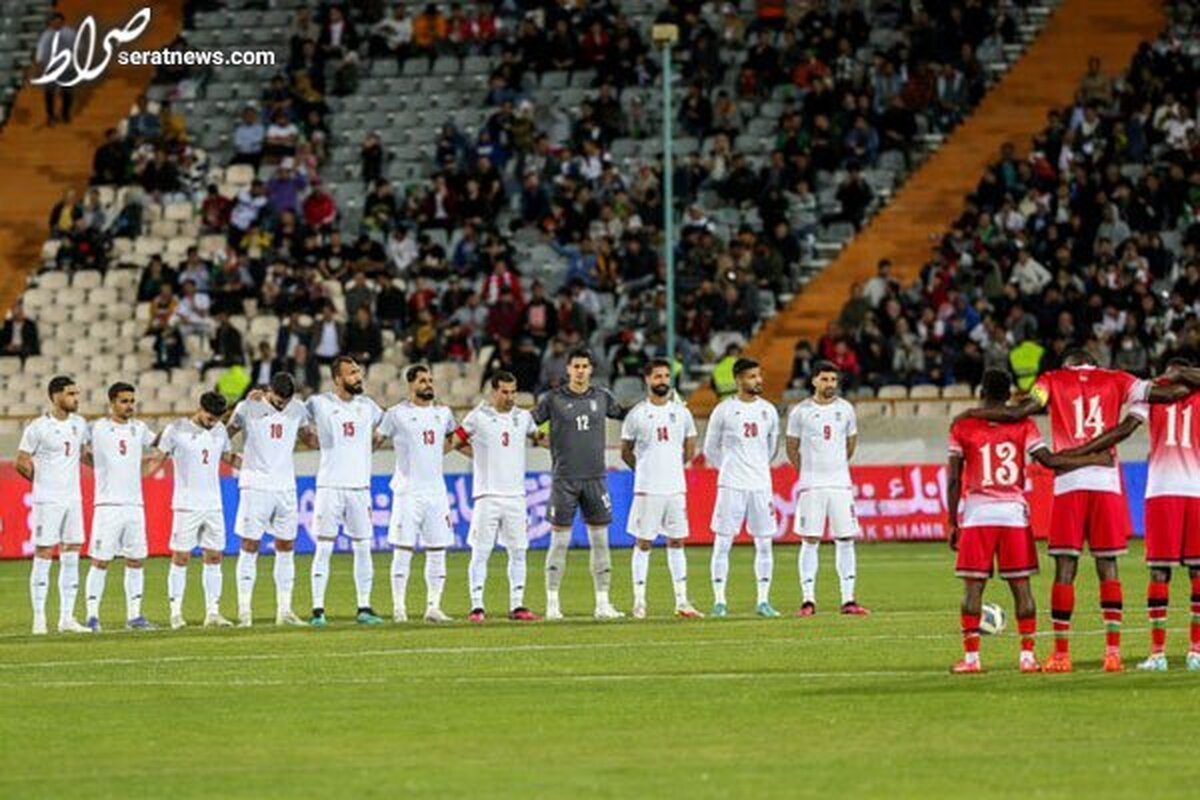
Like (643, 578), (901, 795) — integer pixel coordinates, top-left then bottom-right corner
(955, 395), (1040, 425)
(1032, 447), (1113, 474)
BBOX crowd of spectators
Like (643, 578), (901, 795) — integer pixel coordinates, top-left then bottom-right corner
(66, 1), (1023, 399)
(815, 17), (1200, 396)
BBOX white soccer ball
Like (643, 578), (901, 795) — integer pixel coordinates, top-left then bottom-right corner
(980, 603), (1007, 635)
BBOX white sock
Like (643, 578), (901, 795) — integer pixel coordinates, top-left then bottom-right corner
(425, 549), (447, 610)
(352, 539), (374, 609)
(588, 526), (612, 594)
(59, 551), (81, 624)
(168, 562), (188, 616)
(545, 529), (570, 592)
(85, 565), (107, 619)
(30, 557), (51, 618)
(468, 546), (490, 609)
(800, 541), (820, 604)
(236, 550), (258, 615)
(311, 539), (334, 611)
(666, 546), (688, 606)
(274, 550), (295, 613)
(507, 548), (527, 610)
(124, 566), (144, 620)
(203, 562), (223, 615)
(631, 547), (650, 606)
(711, 534), (733, 605)
(835, 539), (857, 605)
(754, 537), (773, 605)
(391, 548), (412, 614)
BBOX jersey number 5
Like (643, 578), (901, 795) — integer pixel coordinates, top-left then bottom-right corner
(980, 442), (1019, 487)
(118, 439), (127, 456)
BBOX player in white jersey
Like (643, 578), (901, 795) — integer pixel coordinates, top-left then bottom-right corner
(306, 356), (385, 626)
(16, 376), (92, 635)
(225, 372), (312, 627)
(146, 392), (242, 630)
(620, 359), (702, 619)
(461, 370), (542, 623)
(378, 364), (462, 623)
(83, 382), (159, 632)
(785, 361), (870, 617)
(703, 358), (781, 618)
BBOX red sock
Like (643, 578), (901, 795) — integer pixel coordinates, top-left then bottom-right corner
(1100, 579), (1123, 653)
(1051, 583), (1074, 655)
(1148, 580), (1169, 655)
(1017, 615), (1036, 654)
(962, 613), (981, 656)
(1191, 577), (1200, 653)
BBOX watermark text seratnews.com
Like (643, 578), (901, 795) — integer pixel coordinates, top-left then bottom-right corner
(31, 7), (276, 88)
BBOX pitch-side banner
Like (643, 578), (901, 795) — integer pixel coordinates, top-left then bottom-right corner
(0, 462), (1149, 558)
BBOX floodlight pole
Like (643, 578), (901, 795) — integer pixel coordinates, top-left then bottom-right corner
(653, 24), (680, 381)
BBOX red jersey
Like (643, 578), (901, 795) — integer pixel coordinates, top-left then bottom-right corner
(1030, 366), (1149, 495)
(1133, 390), (1200, 499)
(948, 416), (1046, 527)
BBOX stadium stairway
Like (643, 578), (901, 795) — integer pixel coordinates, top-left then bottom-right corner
(0, 0), (182, 315)
(687, 0), (1167, 415)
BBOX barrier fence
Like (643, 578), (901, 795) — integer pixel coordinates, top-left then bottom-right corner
(0, 463), (1149, 559)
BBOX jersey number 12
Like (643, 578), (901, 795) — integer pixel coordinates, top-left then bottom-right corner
(575, 415), (590, 432)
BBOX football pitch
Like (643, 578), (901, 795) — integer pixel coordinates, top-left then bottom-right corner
(2, 541), (1199, 799)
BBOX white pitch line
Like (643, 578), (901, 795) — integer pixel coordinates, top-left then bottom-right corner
(0, 626), (1183, 672)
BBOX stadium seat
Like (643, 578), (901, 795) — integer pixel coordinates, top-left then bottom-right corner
(940, 384), (973, 399)
(515, 392), (535, 409)
(915, 401), (950, 417)
(38, 272), (68, 291)
(0, 358), (20, 378)
(908, 385), (940, 400)
(855, 401), (889, 418)
(876, 385), (909, 400)
(947, 400), (977, 417)
(140, 370), (168, 388)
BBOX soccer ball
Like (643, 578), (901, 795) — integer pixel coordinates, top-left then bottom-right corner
(980, 603), (1007, 635)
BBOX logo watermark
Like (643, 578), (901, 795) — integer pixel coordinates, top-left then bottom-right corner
(31, 7), (276, 88)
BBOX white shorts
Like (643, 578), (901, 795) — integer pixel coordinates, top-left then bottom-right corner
(628, 494), (689, 541)
(90, 505), (148, 561)
(711, 488), (777, 538)
(794, 487), (860, 539)
(235, 488), (298, 541)
(170, 509), (226, 553)
(388, 492), (453, 549)
(468, 496), (529, 550)
(31, 502), (85, 548)
(313, 487), (374, 541)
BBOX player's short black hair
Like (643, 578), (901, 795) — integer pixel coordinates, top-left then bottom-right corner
(200, 391), (228, 417)
(567, 347), (593, 365)
(733, 357), (760, 378)
(812, 360), (840, 378)
(981, 369), (1012, 402)
(406, 363), (430, 383)
(643, 358), (672, 376)
(1063, 348), (1097, 367)
(1167, 357), (1193, 369)
(330, 355), (358, 379)
(47, 375), (75, 398)
(108, 382), (135, 401)
(489, 370), (517, 389)
(270, 372), (296, 399)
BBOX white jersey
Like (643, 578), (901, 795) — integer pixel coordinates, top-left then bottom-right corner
(379, 401), (458, 495)
(786, 397), (857, 490)
(18, 413), (90, 504)
(462, 403), (538, 498)
(158, 418), (229, 511)
(704, 396), (779, 490)
(306, 392), (383, 489)
(231, 397), (310, 492)
(621, 399), (697, 495)
(91, 418), (155, 506)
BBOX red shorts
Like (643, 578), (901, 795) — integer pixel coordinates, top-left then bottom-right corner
(1144, 496), (1200, 567)
(1048, 490), (1131, 558)
(955, 525), (1039, 580)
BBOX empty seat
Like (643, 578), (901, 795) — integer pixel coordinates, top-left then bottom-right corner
(876, 385), (908, 400)
(908, 385), (940, 400)
(940, 384), (974, 399)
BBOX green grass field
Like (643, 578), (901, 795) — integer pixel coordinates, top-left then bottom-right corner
(2, 541), (1199, 799)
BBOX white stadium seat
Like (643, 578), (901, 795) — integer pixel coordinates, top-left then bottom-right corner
(39, 272), (68, 291)
(908, 385), (940, 400)
(877, 385), (909, 400)
(73, 270), (102, 290)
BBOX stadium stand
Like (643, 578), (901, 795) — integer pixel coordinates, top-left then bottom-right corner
(819, 2), (1199, 412)
(3, 0), (1058, 426)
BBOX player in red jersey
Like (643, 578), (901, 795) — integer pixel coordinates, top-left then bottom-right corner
(960, 350), (1189, 672)
(947, 370), (1112, 674)
(1065, 358), (1200, 671)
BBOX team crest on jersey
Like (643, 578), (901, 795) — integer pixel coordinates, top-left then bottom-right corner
(590, 400), (597, 413)
(669, 413), (676, 422)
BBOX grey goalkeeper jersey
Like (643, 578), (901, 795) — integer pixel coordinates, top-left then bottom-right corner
(533, 385), (625, 480)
